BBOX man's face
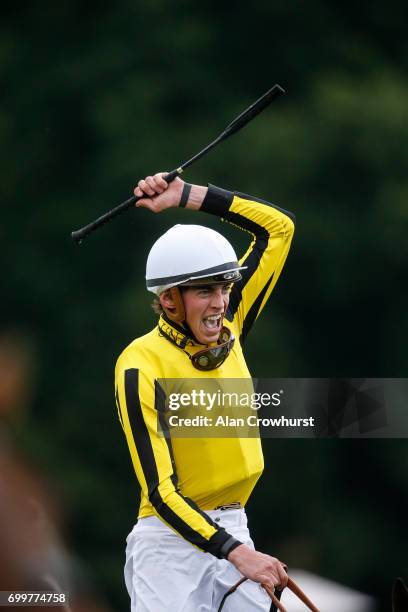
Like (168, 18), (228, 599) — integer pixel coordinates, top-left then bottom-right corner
(182, 284), (231, 344)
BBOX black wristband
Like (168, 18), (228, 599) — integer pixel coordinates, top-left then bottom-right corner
(219, 536), (243, 559)
(179, 182), (192, 208)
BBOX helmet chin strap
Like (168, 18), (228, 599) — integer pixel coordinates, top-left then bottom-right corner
(162, 287), (186, 324)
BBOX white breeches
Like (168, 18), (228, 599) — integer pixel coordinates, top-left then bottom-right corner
(124, 508), (271, 612)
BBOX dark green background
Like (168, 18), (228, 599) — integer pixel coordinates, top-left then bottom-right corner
(2, 2), (407, 609)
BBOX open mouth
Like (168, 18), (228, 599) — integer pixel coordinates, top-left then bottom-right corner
(202, 314), (223, 332)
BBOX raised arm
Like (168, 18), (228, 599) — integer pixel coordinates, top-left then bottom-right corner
(200, 186), (295, 342)
(134, 173), (295, 342)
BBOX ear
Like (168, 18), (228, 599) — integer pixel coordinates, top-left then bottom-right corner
(159, 289), (175, 310)
(159, 288), (186, 323)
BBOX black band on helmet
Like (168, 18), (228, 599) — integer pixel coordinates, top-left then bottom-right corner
(146, 261), (242, 288)
(182, 270), (242, 286)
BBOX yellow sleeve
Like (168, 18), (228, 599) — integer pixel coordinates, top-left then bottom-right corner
(114, 351), (237, 557)
(201, 185), (295, 342)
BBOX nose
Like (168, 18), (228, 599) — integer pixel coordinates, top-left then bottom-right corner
(210, 287), (225, 310)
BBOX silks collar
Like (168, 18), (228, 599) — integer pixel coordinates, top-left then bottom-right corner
(158, 314), (198, 349)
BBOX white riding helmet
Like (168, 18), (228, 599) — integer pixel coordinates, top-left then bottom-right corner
(146, 224), (246, 296)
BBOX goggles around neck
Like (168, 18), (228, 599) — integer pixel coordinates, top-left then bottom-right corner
(191, 327), (235, 371)
(158, 317), (235, 371)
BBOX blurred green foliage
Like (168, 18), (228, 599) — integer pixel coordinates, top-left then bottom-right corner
(2, 1), (407, 609)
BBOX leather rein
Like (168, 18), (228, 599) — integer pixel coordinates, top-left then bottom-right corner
(217, 575), (320, 612)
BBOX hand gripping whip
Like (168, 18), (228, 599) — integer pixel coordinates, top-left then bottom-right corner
(71, 84), (285, 244)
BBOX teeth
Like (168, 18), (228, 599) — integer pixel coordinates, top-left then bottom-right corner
(203, 315), (221, 330)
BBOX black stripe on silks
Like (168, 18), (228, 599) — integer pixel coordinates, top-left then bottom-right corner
(235, 191), (296, 225)
(201, 187), (293, 324)
(202, 185), (295, 225)
(115, 386), (124, 429)
(150, 488), (229, 555)
(183, 496), (219, 528)
(200, 184), (234, 217)
(225, 210), (269, 321)
(240, 272), (275, 345)
(155, 380), (178, 489)
(125, 369), (159, 498)
(180, 498), (238, 558)
(206, 529), (235, 559)
(124, 369), (227, 555)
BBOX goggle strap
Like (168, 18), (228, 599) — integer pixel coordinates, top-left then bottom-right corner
(164, 287), (185, 323)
